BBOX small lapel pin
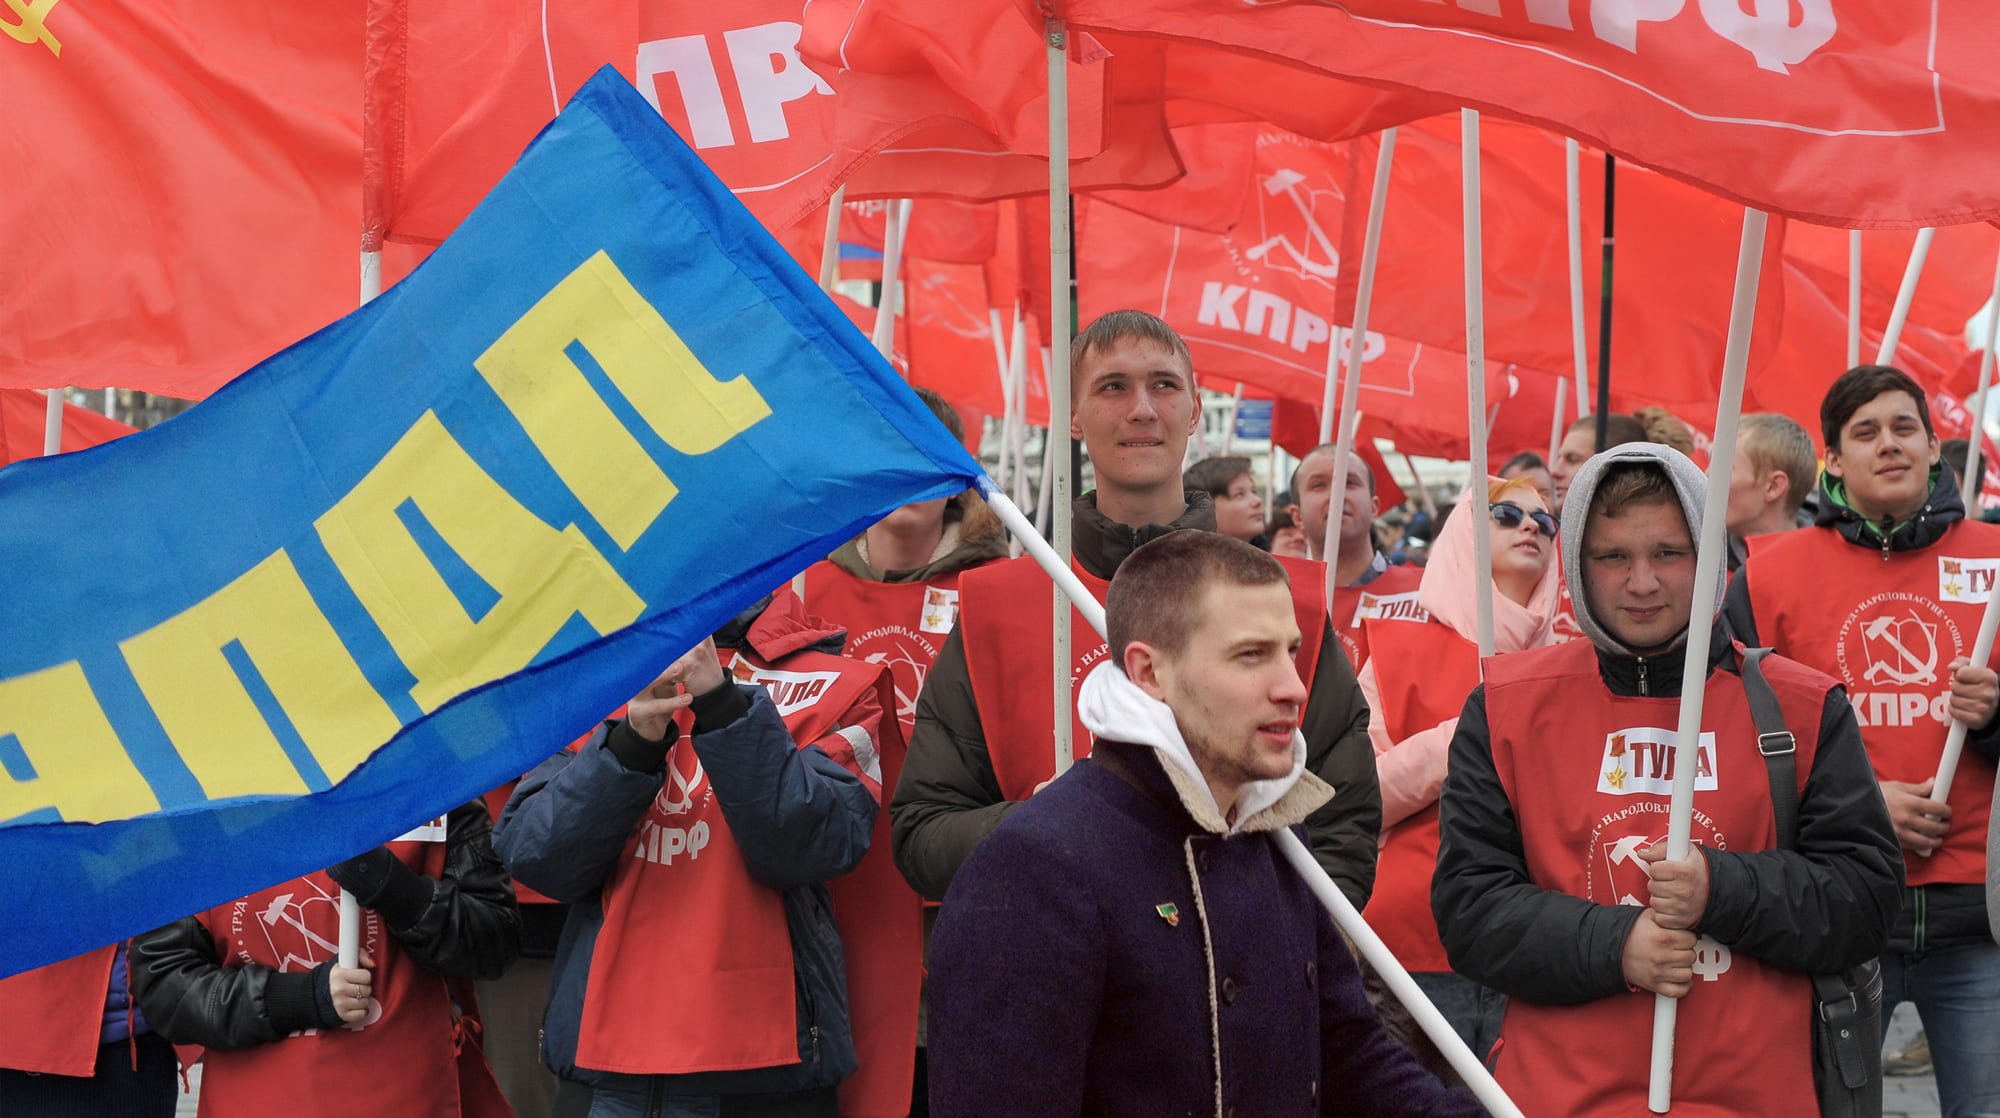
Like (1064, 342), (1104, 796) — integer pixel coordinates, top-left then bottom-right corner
(1156, 902), (1180, 927)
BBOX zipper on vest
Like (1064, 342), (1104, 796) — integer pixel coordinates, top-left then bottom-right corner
(1879, 515), (1894, 561)
(1636, 656), (1650, 696)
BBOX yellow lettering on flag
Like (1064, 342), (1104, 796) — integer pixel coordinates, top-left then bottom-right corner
(317, 411), (644, 712)
(120, 551), (402, 802)
(474, 250), (774, 551)
(0, 662), (156, 823)
(2, 0), (62, 57)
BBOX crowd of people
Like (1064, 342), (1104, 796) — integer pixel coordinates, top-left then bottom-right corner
(4, 310), (1998, 1118)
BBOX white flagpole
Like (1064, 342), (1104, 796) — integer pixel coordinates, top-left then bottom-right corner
(1847, 230), (1863, 369)
(41, 388), (63, 457)
(1221, 383), (1244, 456)
(1011, 324), (1034, 509)
(1566, 139), (1592, 419)
(1321, 127), (1396, 610)
(992, 307), (1018, 493)
(871, 199), (913, 359)
(979, 477), (1525, 1118)
(1963, 250), (2000, 517)
(1876, 227), (1936, 366)
(1047, 19), (1076, 775)
(1648, 207), (1770, 1113)
(1931, 249), (2000, 808)
(341, 244), (387, 970)
(1463, 110), (1495, 659)
(820, 186), (847, 293)
(1548, 378), (1569, 465)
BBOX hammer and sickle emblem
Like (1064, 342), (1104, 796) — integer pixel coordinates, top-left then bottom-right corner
(2, 0), (62, 57)
(1860, 613), (1939, 687)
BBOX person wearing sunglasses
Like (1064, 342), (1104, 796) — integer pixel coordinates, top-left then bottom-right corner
(1354, 475), (1562, 1062)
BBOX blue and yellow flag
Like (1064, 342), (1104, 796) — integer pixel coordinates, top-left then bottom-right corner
(0, 68), (983, 978)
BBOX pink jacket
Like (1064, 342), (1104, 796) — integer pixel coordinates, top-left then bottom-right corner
(1359, 481), (1561, 828)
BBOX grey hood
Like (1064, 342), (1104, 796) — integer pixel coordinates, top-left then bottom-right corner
(1559, 441), (1721, 656)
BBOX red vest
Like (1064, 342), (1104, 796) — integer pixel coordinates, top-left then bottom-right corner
(1481, 639), (1826, 1117)
(958, 553), (1328, 800)
(795, 558), (987, 743)
(195, 820), (507, 1118)
(1745, 519), (2000, 884)
(0, 944), (118, 1076)
(579, 630), (918, 1117)
(1359, 619), (1483, 975)
(1330, 562), (1426, 671)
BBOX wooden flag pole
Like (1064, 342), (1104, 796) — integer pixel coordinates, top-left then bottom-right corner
(1648, 207), (1770, 1113)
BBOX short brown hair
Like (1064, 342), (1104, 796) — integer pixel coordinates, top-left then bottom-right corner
(1738, 413), (1817, 516)
(1107, 531), (1287, 666)
(1070, 310), (1194, 400)
(1590, 460), (1680, 521)
(1183, 455), (1253, 499)
(912, 386), (1003, 542)
(1822, 365), (1933, 450)
(1568, 412), (1649, 448)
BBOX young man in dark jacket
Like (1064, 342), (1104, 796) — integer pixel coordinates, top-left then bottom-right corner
(928, 531), (1480, 1116)
(1725, 365), (2000, 1114)
(1434, 443), (1901, 1116)
(890, 310), (1380, 909)
(496, 596), (894, 1118)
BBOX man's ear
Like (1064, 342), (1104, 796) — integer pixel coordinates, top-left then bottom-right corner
(1763, 469), (1789, 506)
(1122, 641), (1170, 702)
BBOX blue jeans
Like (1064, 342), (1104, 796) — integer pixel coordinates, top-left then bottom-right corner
(1881, 941), (2000, 1118)
(1411, 970), (1507, 1069)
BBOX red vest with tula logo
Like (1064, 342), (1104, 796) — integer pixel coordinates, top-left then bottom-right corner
(1744, 519), (2000, 884)
(1330, 561), (1426, 671)
(958, 552), (1327, 800)
(194, 819), (508, 1118)
(1360, 617), (1483, 975)
(579, 591), (918, 1118)
(1480, 638), (1826, 1117)
(796, 558), (988, 742)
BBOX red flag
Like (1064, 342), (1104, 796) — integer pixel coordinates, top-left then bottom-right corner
(905, 259), (1051, 430)
(2, 4), (364, 396)
(840, 200), (1001, 265)
(1784, 224), (2000, 353)
(1339, 117), (1789, 418)
(0, 392), (137, 466)
(1052, 0), (2000, 228)
(1076, 197), (1530, 462)
(367, 0), (959, 245)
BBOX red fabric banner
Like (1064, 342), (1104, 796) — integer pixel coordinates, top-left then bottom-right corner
(0, 391), (137, 466)
(1051, 0), (2000, 228)
(2, 4), (366, 396)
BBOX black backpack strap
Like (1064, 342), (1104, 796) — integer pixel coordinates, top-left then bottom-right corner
(1740, 647), (1800, 852)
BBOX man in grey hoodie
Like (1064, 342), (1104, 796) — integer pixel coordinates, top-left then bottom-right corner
(1432, 443), (1901, 1114)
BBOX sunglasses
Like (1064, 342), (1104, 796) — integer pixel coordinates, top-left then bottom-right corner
(1490, 501), (1558, 539)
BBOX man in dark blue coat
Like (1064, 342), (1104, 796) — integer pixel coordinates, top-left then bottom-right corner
(925, 531), (1480, 1117)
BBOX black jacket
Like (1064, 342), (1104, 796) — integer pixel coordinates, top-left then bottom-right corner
(1725, 463), (2000, 952)
(1432, 623), (1904, 1003)
(131, 799), (521, 1049)
(889, 491), (1383, 906)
